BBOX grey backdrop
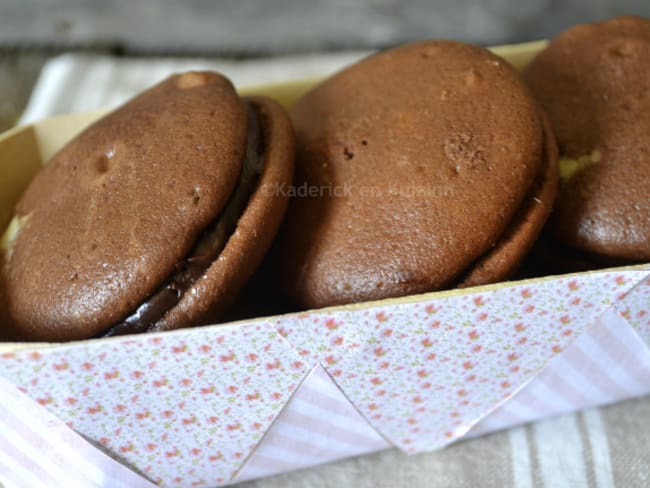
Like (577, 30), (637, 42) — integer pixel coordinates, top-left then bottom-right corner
(2, 0), (650, 54)
(1, 1), (649, 130)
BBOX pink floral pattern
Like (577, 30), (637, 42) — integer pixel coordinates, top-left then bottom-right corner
(0, 269), (648, 484)
(276, 270), (648, 452)
(616, 271), (650, 346)
(0, 322), (309, 488)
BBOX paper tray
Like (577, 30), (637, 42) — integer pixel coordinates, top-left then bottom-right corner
(1, 40), (649, 488)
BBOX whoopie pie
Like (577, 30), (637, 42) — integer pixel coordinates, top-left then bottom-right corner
(0, 71), (295, 341)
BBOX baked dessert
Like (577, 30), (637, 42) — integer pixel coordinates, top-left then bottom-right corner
(524, 16), (650, 262)
(0, 71), (295, 341)
(274, 40), (558, 309)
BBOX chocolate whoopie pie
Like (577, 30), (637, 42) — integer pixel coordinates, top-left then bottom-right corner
(275, 41), (558, 309)
(524, 16), (650, 262)
(0, 71), (295, 341)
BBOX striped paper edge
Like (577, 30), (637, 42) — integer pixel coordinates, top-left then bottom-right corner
(0, 376), (156, 488)
(468, 307), (650, 437)
(235, 365), (389, 482)
(235, 306), (650, 484)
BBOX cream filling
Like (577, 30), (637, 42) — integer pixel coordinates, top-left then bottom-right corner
(1, 213), (31, 259)
(559, 149), (601, 183)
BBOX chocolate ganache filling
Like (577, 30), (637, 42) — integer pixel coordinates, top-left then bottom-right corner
(102, 102), (265, 336)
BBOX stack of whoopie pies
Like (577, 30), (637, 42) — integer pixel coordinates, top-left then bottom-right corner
(1, 16), (648, 342)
